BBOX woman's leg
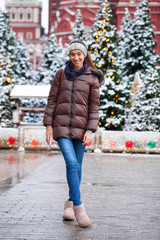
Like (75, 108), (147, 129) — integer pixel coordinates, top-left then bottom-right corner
(72, 139), (86, 185)
(57, 138), (82, 206)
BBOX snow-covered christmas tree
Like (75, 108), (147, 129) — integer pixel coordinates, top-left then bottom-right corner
(118, 0), (160, 89)
(69, 9), (86, 42)
(89, 0), (117, 76)
(15, 36), (32, 85)
(0, 52), (17, 127)
(0, 9), (19, 127)
(35, 27), (66, 85)
(0, 10), (19, 77)
(0, 10), (33, 126)
(125, 68), (160, 131)
(117, 8), (132, 85)
(68, 9), (91, 47)
(22, 27), (67, 124)
(89, 0), (130, 130)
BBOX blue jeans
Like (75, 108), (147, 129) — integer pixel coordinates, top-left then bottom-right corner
(57, 138), (86, 206)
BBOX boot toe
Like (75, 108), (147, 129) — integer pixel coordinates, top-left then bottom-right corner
(63, 201), (75, 221)
(63, 208), (75, 220)
(73, 203), (91, 228)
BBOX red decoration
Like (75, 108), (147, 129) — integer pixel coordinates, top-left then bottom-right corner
(110, 141), (116, 148)
(86, 141), (91, 146)
(8, 137), (15, 145)
(125, 140), (133, 149)
(31, 139), (39, 146)
(127, 158), (133, 162)
(8, 156), (15, 165)
(48, 140), (54, 145)
(158, 137), (160, 141)
(31, 156), (38, 161)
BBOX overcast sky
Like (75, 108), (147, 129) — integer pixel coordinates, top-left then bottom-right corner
(0, 0), (49, 33)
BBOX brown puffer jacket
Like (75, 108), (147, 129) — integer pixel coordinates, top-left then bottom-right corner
(43, 66), (104, 141)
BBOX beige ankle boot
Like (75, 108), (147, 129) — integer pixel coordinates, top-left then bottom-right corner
(73, 203), (91, 227)
(63, 201), (75, 220)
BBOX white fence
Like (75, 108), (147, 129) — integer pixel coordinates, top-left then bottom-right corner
(0, 127), (160, 153)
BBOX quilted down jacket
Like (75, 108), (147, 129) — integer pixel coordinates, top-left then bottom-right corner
(43, 66), (104, 141)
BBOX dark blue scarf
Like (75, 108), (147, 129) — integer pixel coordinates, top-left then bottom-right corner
(64, 60), (88, 81)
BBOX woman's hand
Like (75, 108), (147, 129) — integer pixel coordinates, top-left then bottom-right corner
(82, 131), (92, 145)
(46, 125), (53, 145)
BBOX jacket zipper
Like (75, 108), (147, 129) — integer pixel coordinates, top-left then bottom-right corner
(69, 80), (75, 138)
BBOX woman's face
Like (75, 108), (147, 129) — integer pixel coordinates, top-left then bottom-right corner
(70, 50), (85, 70)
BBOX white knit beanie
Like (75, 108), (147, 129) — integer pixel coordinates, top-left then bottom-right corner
(68, 40), (87, 57)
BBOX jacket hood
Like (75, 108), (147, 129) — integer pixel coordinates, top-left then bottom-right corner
(84, 66), (104, 86)
(90, 69), (104, 86)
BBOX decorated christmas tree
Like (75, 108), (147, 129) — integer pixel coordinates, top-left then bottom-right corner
(0, 52), (17, 127)
(0, 9), (18, 127)
(118, 0), (160, 89)
(89, 0), (117, 76)
(125, 68), (160, 131)
(0, 10), (33, 126)
(0, 10), (19, 77)
(89, 0), (130, 130)
(35, 27), (66, 85)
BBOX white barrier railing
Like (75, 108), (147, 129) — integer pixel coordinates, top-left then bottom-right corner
(0, 127), (160, 153)
(100, 129), (160, 153)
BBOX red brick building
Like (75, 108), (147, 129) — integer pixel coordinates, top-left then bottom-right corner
(5, 0), (47, 71)
(49, 0), (160, 54)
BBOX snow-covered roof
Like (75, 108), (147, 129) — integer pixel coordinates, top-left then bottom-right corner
(64, 7), (75, 16)
(10, 85), (50, 99)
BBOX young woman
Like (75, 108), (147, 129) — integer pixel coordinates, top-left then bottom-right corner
(43, 39), (104, 227)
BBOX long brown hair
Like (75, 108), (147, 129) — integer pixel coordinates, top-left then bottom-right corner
(85, 51), (97, 70)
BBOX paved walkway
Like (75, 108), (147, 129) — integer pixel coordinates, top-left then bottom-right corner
(0, 150), (160, 240)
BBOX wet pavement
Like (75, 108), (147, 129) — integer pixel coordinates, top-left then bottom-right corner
(0, 150), (160, 240)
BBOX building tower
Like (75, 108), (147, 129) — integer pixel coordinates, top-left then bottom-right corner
(5, 0), (47, 71)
